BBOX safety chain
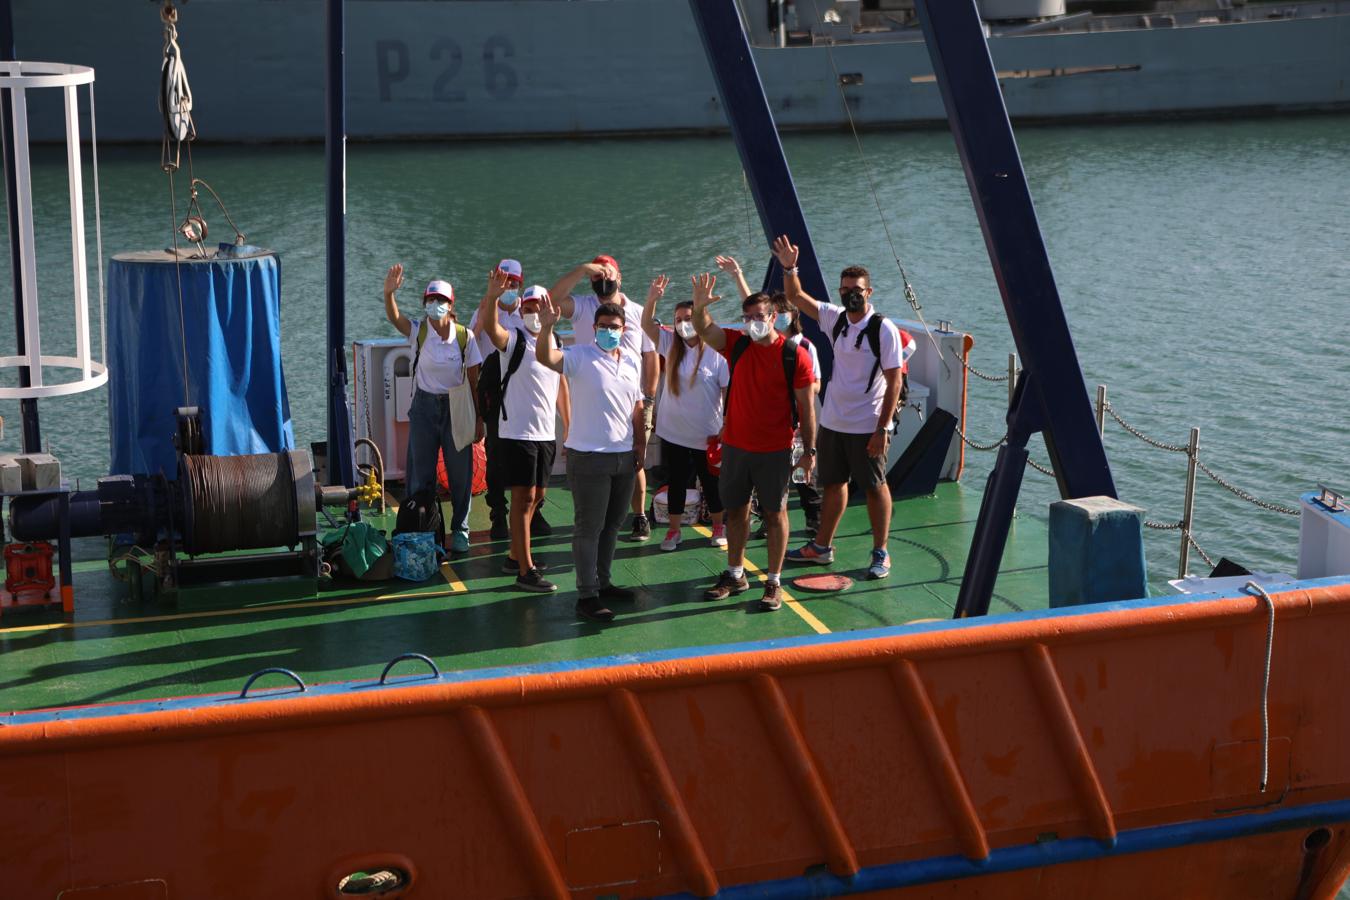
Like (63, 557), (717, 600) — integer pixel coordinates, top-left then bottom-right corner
(1144, 519), (1182, 531)
(959, 355), (1011, 383)
(955, 423), (1009, 453)
(1027, 457), (1054, 477)
(1102, 401), (1189, 453)
(1188, 532), (1215, 568)
(1196, 459), (1300, 517)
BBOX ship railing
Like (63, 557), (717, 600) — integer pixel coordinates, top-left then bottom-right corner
(953, 351), (1300, 579)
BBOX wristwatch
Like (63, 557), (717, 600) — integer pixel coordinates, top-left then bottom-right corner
(804, 447), (817, 457)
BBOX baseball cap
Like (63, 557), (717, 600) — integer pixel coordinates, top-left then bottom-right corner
(496, 259), (523, 284)
(591, 254), (620, 274)
(521, 285), (550, 305)
(423, 279), (454, 302)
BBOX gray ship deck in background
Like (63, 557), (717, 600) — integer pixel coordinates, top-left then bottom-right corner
(11, 0), (1350, 142)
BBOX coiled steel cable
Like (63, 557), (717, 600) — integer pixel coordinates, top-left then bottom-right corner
(180, 453), (297, 553)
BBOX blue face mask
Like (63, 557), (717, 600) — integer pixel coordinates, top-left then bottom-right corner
(775, 312), (792, 332)
(426, 301), (450, 321)
(595, 327), (623, 351)
(500, 290), (520, 309)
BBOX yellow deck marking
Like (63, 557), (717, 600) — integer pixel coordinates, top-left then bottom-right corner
(691, 525), (831, 635)
(0, 576), (466, 636)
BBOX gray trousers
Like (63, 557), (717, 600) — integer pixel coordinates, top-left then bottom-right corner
(567, 450), (637, 598)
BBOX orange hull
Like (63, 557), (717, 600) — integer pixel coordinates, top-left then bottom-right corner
(4, 579), (1350, 898)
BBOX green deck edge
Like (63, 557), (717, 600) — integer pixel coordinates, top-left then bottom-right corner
(0, 481), (1048, 714)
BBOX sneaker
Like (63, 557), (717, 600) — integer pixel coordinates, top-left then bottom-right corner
(757, 581), (783, 612)
(867, 548), (891, 580)
(599, 584), (637, 603)
(660, 528), (682, 552)
(502, 557), (549, 575)
(531, 509), (553, 537)
(515, 568), (558, 593)
(489, 515), (510, 541)
(628, 514), (651, 542)
(575, 595), (614, 622)
(703, 570), (750, 602)
(450, 530), (470, 553)
(785, 541), (834, 565)
(709, 524), (728, 548)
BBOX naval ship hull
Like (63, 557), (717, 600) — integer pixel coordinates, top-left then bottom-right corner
(11, 0), (1350, 142)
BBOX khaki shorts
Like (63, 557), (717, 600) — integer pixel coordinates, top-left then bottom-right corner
(817, 426), (886, 490)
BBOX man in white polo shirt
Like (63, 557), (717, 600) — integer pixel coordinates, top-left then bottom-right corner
(550, 254), (659, 542)
(535, 291), (646, 622)
(467, 258), (524, 540)
(773, 236), (908, 580)
(476, 273), (568, 594)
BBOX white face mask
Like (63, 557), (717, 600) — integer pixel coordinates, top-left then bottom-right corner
(522, 312), (542, 334)
(675, 320), (696, 340)
(746, 319), (773, 341)
(426, 301), (450, 321)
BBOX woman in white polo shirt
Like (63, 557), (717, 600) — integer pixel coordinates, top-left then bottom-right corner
(640, 275), (730, 552)
(382, 263), (484, 553)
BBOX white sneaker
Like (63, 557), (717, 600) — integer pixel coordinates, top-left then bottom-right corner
(660, 528), (682, 552)
(710, 524), (728, 548)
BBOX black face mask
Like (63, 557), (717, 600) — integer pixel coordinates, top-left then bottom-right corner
(841, 288), (867, 312)
(592, 278), (618, 298)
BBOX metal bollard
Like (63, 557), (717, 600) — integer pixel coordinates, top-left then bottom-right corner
(1178, 426), (1200, 578)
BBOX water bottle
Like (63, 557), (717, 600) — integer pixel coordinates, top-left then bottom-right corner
(791, 435), (806, 484)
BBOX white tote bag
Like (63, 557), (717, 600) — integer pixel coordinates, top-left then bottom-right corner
(446, 323), (477, 451)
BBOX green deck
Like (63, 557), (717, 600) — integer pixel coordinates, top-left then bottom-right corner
(0, 481), (1049, 714)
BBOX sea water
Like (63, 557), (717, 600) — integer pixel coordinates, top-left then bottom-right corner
(0, 115), (1347, 592)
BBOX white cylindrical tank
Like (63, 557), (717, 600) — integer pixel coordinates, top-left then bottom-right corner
(0, 61), (107, 401)
(978, 0), (1066, 20)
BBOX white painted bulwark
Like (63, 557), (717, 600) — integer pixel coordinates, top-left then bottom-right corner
(1299, 489), (1350, 580)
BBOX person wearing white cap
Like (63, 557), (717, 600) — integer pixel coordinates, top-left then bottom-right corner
(382, 263), (484, 553)
(474, 271), (567, 593)
(467, 258), (557, 542)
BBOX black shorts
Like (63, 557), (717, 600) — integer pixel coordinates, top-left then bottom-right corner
(719, 444), (792, 513)
(495, 438), (557, 489)
(817, 425), (886, 489)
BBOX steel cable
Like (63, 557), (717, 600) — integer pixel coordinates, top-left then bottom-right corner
(181, 454), (297, 553)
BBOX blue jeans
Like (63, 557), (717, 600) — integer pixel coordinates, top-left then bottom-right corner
(406, 388), (473, 534)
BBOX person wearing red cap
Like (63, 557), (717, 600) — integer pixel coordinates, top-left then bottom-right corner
(382, 262), (484, 553)
(550, 255), (659, 543)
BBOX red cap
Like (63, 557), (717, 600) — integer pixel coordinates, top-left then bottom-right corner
(592, 254), (620, 274)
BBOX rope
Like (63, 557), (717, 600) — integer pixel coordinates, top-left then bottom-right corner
(1102, 401), (1189, 453)
(1196, 459), (1300, 517)
(1244, 581), (1277, 793)
(166, 171), (190, 406)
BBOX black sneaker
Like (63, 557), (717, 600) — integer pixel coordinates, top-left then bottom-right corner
(757, 582), (783, 612)
(599, 584), (636, 603)
(531, 509), (553, 537)
(502, 558), (549, 575)
(628, 514), (651, 542)
(575, 595), (614, 622)
(515, 569), (557, 593)
(489, 513), (510, 541)
(703, 570), (750, 601)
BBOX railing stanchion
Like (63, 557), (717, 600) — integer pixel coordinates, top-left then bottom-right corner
(1007, 353), (1017, 409)
(1095, 385), (1106, 437)
(1179, 426), (1200, 578)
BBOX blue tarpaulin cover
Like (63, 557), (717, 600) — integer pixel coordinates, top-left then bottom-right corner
(107, 246), (294, 476)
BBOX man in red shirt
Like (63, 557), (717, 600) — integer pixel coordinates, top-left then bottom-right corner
(691, 272), (816, 611)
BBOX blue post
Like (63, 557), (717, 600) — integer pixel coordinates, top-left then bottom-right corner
(0, 0), (41, 452)
(686, 0), (833, 383)
(912, 0), (1118, 616)
(325, 0), (355, 488)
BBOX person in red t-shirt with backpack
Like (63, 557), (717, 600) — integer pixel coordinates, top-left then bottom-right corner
(690, 272), (816, 612)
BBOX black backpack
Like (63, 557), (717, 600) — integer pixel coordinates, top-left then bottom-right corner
(394, 488), (444, 547)
(727, 334), (800, 429)
(830, 313), (908, 429)
(481, 328), (559, 422)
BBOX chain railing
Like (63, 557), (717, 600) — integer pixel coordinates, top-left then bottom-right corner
(952, 359), (1300, 579)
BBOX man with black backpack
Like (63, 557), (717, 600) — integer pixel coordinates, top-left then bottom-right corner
(468, 259), (524, 540)
(772, 236), (911, 581)
(475, 272), (568, 593)
(691, 273), (816, 612)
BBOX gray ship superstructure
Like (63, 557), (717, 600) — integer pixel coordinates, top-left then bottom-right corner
(12, 0), (1350, 141)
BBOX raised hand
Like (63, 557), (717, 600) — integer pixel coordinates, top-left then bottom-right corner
(645, 274), (670, 305)
(538, 293), (561, 327)
(714, 255), (741, 276)
(690, 273), (721, 311)
(383, 263), (404, 296)
(772, 235), (800, 270)
(583, 261), (617, 281)
(484, 267), (512, 301)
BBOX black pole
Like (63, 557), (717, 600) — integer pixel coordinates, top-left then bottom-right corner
(0, 0), (41, 451)
(324, 0), (355, 488)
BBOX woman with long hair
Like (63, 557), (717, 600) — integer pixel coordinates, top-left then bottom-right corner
(641, 275), (730, 551)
